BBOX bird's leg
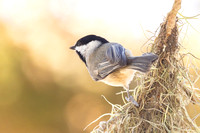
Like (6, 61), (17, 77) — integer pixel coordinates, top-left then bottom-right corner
(123, 85), (139, 107)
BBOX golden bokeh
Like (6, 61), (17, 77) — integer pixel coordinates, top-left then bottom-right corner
(0, 0), (199, 132)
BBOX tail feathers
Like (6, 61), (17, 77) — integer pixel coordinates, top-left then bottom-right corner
(127, 53), (158, 72)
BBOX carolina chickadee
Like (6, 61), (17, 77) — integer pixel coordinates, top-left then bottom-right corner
(70, 35), (158, 106)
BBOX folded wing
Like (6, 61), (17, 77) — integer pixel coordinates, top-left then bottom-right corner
(98, 43), (127, 78)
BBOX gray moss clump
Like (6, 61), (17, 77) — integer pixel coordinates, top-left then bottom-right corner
(89, 1), (200, 132)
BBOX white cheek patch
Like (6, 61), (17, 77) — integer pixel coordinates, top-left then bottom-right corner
(75, 45), (87, 56)
(85, 40), (101, 56)
(75, 40), (101, 57)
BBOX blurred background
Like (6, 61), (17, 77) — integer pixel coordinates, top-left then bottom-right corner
(0, 0), (200, 133)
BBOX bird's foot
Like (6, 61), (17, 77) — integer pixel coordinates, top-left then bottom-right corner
(125, 96), (139, 107)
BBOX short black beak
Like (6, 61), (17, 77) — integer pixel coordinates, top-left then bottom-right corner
(70, 45), (76, 50)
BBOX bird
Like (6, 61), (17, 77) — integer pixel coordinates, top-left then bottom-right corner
(70, 34), (158, 106)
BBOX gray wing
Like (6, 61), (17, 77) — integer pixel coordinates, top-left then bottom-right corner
(98, 43), (127, 78)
